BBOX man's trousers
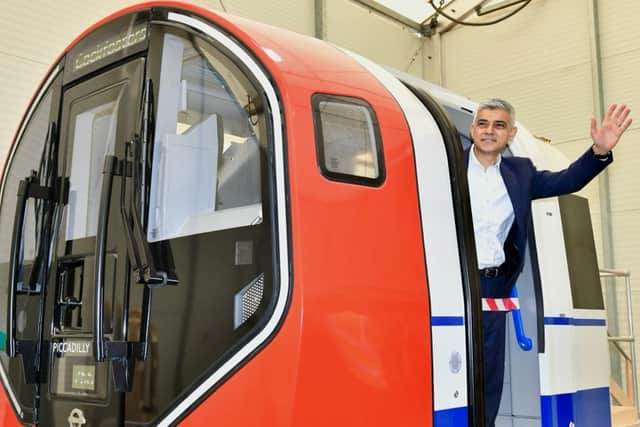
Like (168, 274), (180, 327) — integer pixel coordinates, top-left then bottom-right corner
(481, 273), (510, 427)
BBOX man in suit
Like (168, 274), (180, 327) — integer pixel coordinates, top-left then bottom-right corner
(467, 99), (632, 426)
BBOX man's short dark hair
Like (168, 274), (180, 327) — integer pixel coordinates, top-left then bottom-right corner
(474, 98), (516, 127)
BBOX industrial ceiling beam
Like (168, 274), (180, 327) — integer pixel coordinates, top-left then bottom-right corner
(425, 0), (492, 34)
(315, 0), (326, 39)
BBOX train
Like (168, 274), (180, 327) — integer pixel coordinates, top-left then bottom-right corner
(0, 2), (611, 426)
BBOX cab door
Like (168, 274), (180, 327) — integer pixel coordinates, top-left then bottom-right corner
(37, 58), (145, 426)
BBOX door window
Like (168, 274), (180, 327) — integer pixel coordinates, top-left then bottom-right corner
(65, 89), (124, 241)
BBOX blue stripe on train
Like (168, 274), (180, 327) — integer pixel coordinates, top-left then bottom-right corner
(541, 387), (610, 427)
(434, 406), (467, 426)
(431, 316), (606, 326)
(544, 317), (606, 326)
(431, 316), (465, 326)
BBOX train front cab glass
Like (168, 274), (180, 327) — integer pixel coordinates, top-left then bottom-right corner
(0, 8), (284, 426)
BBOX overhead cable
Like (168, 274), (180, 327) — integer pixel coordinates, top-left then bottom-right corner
(428, 0), (532, 27)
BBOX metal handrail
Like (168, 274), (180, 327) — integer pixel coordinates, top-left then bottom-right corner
(601, 268), (638, 415)
(609, 333), (633, 362)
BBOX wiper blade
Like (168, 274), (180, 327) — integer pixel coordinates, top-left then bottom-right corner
(93, 80), (178, 393)
(124, 79), (178, 287)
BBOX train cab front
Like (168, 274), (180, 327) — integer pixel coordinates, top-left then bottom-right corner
(0, 4), (290, 426)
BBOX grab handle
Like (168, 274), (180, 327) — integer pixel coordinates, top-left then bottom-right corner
(510, 286), (533, 351)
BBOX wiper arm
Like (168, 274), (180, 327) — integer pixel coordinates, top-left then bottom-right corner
(93, 80), (177, 393)
(123, 137), (178, 287)
(7, 173), (67, 376)
(8, 122), (65, 365)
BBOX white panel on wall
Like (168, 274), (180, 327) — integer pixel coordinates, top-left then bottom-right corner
(596, 0), (640, 395)
(0, 54), (48, 166)
(608, 127), (640, 214)
(610, 209), (640, 361)
(326, 0), (425, 76)
(595, 0), (640, 345)
(207, 0), (315, 36)
(2, 0), (137, 66)
(441, 0), (591, 94)
(612, 211), (640, 272)
(461, 64), (594, 145)
(602, 52), (640, 131)
(597, 0), (640, 59)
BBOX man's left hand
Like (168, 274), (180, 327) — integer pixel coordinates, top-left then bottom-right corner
(590, 103), (632, 155)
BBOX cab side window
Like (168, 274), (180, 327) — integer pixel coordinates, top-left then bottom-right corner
(0, 74), (58, 407)
(0, 86), (56, 294)
(148, 33), (263, 243)
(128, 30), (277, 424)
(312, 94), (385, 186)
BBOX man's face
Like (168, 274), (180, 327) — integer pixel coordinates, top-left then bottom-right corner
(470, 108), (518, 157)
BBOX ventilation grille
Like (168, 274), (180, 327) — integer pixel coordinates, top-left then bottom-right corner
(234, 273), (264, 329)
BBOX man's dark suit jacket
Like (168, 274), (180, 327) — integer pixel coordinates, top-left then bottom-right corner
(464, 146), (612, 297)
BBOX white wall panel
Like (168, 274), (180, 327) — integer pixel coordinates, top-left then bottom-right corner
(597, 0), (640, 58)
(440, 0), (591, 94)
(612, 211), (640, 273)
(601, 51), (640, 132)
(460, 65), (594, 145)
(596, 1), (640, 386)
(2, 0), (135, 65)
(326, 0), (425, 76)
(205, 0), (315, 36)
(0, 54), (48, 167)
(608, 128), (640, 213)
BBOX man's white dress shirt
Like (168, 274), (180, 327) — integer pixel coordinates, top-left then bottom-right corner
(467, 147), (515, 269)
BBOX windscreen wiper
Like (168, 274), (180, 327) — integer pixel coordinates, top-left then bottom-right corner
(120, 79), (178, 288)
(7, 122), (67, 387)
(93, 79), (178, 392)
